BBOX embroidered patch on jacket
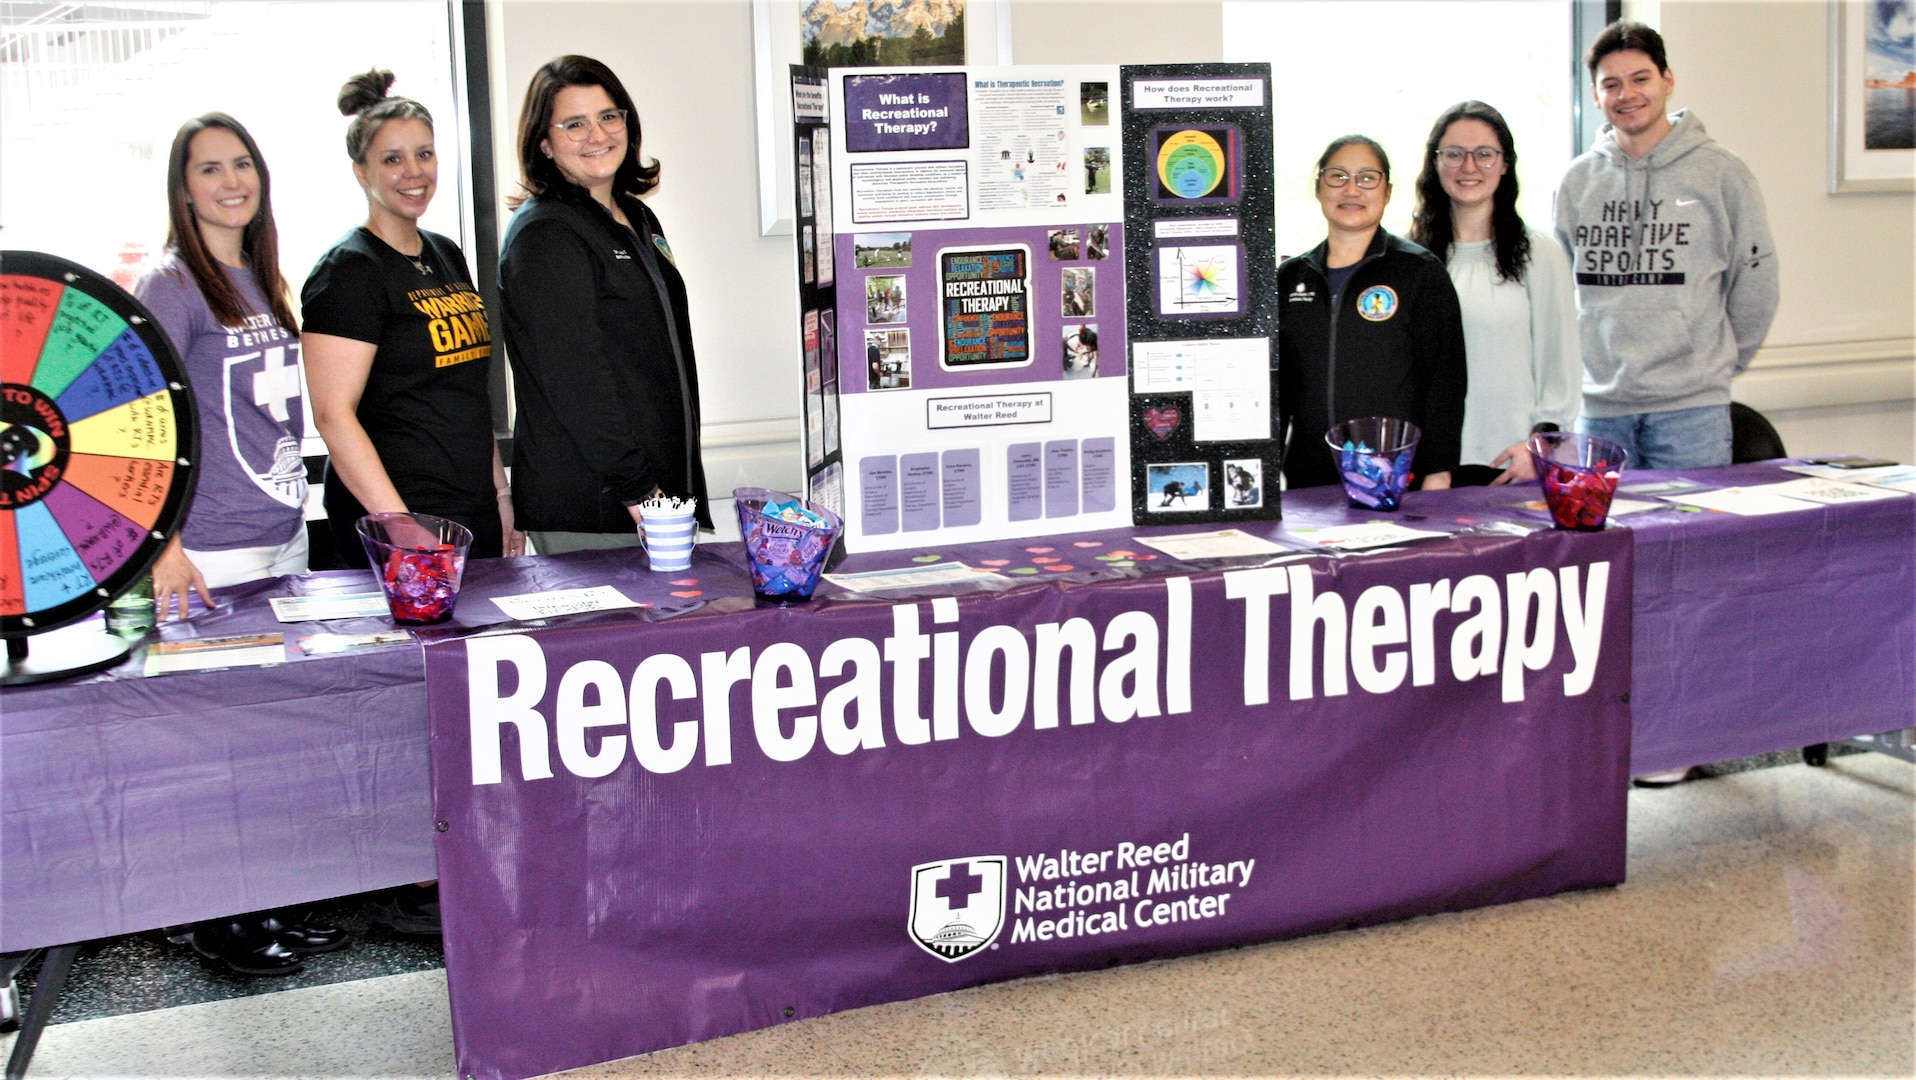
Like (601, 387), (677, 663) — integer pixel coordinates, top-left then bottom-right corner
(654, 235), (676, 266)
(1288, 280), (1315, 302)
(1356, 285), (1398, 321)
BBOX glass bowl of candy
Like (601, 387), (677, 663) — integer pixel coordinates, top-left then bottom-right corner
(1528, 432), (1628, 530)
(356, 512), (472, 625)
(1325, 417), (1422, 511)
(733, 487), (844, 604)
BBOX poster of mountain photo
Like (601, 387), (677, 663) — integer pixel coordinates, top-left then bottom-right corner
(802, 0), (965, 68)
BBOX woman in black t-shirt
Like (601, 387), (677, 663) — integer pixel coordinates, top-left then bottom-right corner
(498, 55), (709, 554)
(302, 69), (520, 566)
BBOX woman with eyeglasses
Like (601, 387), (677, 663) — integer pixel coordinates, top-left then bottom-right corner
(301, 69), (520, 570)
(1277, 135), (1467, 492)
(1409, 101), (1580, 485)
(136, 113), (348, 976)
(499, 55), (710, 554)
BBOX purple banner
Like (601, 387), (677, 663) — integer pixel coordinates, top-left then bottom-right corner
(843, 72), (969, 153)
(424, 527), (1633, 1080)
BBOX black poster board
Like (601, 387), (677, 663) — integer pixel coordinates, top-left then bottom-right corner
(1119, 64), (1280, 523)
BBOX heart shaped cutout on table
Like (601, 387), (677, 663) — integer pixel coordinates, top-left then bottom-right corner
(1032, 556), (1059, 564)
(980, 559), (1011, 567)
(670, 578), (699, 587)
(1144, 407), (1180, 439)
(1025, 546), (1055, 554)
(1010, 567), (1040, 575)
(912, 554), (941, 563)
(670, 590), (702, 598)
(1073, 540), (1102, 548)
(1042, 564), (1074, 572)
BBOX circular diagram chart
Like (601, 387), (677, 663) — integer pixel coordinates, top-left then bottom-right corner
(1156, 129), (1226, 199)
(2, 250), (198, 636)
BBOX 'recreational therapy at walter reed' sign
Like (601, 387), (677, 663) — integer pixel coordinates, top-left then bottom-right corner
(422, 526), (1632, 1080)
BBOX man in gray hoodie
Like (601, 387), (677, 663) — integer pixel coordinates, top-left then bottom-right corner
(1555, 20), (1778, 469)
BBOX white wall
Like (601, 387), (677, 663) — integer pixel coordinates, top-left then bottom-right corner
(1648, 0), (1915, 460)
(489, 0), (1913, 495)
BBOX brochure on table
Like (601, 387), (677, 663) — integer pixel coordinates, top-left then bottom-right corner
(798, 62), (1276, 553)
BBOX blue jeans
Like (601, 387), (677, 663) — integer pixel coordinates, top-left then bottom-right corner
(1577, 405), (1733, 470)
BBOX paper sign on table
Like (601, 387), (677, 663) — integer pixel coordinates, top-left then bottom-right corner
(1661, 487), (1822, 516)
(269, 593), (392, 623)
(143, 633), (287, 676)
(1741, 478), (1909, 505)
(297, 631), (414, 656)
(824, 562), (1012, 592)
(1131, 528), (1290, 560)
(490, 586), (642, 621)
(1288, 521), (1453, 550)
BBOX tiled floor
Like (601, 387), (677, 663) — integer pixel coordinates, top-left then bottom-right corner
(8, 750), (1911, 1078)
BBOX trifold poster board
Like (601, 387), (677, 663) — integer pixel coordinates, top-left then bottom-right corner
(792, 63), (1277, 553)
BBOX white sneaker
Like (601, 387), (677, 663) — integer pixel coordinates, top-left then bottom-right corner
(1632, 767), (1694, 787)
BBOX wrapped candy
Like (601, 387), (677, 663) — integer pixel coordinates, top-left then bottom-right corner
(1528, 432), (1627, 531)
(381, 544), (464, 624)
(1326, 418), (1421, 512)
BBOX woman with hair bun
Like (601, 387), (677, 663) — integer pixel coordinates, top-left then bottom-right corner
(301, 68), (520, 569)
(499, 54), (710, 554)
(1409, 100), (1580, 485)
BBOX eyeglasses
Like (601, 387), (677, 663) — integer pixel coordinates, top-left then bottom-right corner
(1438, 146), (1504, 170)
(552, 108), (628, 143)
(1319, 168), (1385, 190)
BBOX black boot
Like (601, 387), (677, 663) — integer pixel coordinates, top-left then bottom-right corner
(189, 916), (304, 976)
(263, 910), (350, 955)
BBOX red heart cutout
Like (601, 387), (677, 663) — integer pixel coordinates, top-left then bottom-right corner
(1145, 407), (1180, 439)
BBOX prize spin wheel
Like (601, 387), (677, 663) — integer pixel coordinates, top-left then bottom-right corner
(1, 251), (198, 685)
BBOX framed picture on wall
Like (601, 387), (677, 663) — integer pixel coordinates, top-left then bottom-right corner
(1829, 0), (1916, 193)
(753, 0), (1011, 235)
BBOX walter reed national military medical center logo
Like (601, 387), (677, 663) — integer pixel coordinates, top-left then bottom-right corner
(909, 832), (1255, 962)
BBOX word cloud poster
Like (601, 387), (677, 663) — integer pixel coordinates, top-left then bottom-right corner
(798, 62), (1273, 552)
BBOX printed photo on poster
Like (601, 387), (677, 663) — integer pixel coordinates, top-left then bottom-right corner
(1061, 267), (1094, 317)
(1086, 223), (1111, 260)
(1157, 243), (1242, 318)
(1146, 462), (1210, 512)
(802, 2), (966, 69)
(1223, 459), (1263, 509)
(938, 245), (1031, 370)
(1152, 126), (1242, 204)
(813, 129), (835, 284)
(867, 274), (907, 324)
(1080, 81), (1108, 125)
(1046, 228), (1080, 260)
(797, 136), (815, 217)
(867, 328), (911, 391)
(1062, 323), (1098, 380)
(1084, 147), (1111, 194)
(854, 232), (913, 268)
(801, 224), (816, 285)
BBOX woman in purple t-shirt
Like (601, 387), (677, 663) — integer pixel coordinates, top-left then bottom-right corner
(135, 114), (311, 621)
(133, 113), (348, 978)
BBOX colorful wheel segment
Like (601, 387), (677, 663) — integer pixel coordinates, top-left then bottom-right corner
(1, 250), (197, 636)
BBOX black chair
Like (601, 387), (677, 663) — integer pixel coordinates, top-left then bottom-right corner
(1730, 401), (1788, 464)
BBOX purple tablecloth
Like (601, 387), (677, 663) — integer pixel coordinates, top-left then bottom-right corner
(3, 461), (1909, 953)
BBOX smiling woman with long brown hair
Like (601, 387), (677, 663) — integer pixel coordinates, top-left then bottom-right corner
(498, 55), (710, 556)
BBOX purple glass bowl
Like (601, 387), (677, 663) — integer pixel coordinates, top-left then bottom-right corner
(1326, 417), (1422, 511)
(1528, 432), (1628, 530)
